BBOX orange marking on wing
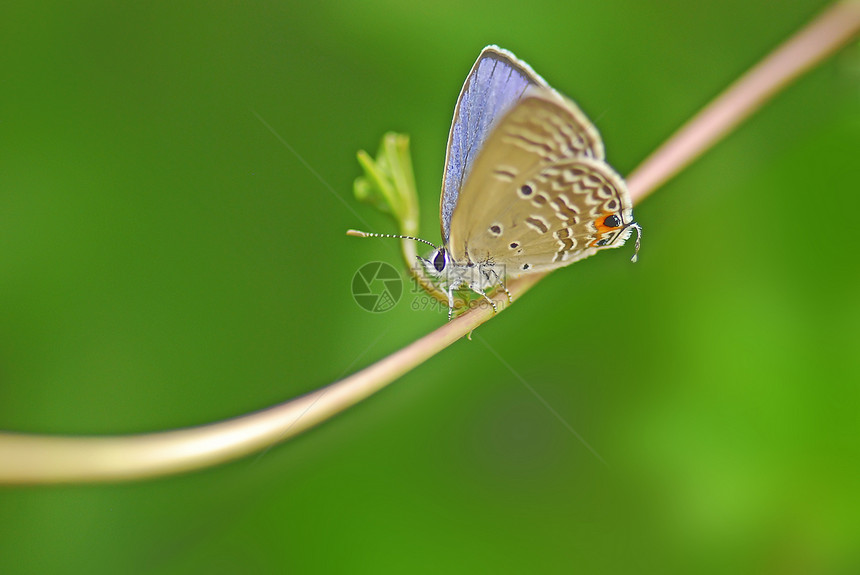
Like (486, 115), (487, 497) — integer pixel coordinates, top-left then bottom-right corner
(590, 212), (621, 247)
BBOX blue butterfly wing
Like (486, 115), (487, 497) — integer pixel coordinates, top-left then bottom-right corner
(440, 46), (548, 244)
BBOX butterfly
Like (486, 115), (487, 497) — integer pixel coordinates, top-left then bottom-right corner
(352, 46), (640, 319)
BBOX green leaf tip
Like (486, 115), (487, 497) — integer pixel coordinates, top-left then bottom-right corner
(353, 132), (420, 236)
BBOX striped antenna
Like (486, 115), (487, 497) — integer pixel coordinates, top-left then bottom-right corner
(346, 229), (439, 250)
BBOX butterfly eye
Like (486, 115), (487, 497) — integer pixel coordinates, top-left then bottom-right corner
(433, 250), (446, 272)
(604, 214), (621, 228)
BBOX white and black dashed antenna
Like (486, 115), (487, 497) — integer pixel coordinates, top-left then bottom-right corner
(346, 229), (440, 251)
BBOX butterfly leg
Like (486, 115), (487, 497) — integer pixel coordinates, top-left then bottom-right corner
(446, 287), (455, 321)
(470, 284), (498, 314)
(487, 269), (513, 304)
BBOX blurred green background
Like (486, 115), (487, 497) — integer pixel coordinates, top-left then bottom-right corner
(1, 0), (858, 573)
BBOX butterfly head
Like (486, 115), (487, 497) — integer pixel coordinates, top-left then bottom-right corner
(346, 228), (456, 277)
(420, 247), (451, 278)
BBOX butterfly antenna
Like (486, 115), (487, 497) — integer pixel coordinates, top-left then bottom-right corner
(628, 223), (642, 263)
(346, 229), (439, 250)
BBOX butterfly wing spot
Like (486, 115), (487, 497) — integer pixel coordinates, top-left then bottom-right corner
(597, 185), (614, 199)
(531, 192), (549, 207)
(488, 224), (503, 237)
(509, 242), (520, 249)
(553, 240), (576, 259)
(604, 214), (621, 228)
(525, 216), (549, 234)
(604, 199), (619, 212)
(551, 227), (578, 262)
(518, 184), (534, 198)
(554, 227), (576, 246)
(521, 263), (531, 271)
(550, 194), (579, 224)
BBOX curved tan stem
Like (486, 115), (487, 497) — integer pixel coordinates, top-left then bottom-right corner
(626, 0), (860, 204)
(0, 273), (543, 484)
(1, 1), (858, 484)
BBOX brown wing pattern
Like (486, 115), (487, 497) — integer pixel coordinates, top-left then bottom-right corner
(448, 90), (633, 274)
(460, 157), (634, 276)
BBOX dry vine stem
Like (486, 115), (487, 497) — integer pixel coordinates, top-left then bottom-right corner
(2, 1), (859, 484)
